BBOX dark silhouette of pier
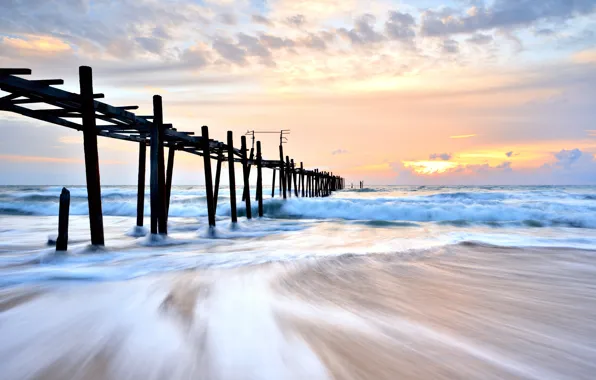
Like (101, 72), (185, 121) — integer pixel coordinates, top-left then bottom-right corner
(0, 67), (345, 248)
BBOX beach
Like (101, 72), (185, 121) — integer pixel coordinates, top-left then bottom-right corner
(2, 244), (596, 379)
(1, 185), (596, 379)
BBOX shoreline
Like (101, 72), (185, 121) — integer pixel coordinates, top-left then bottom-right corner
(1, 244), (596, 379)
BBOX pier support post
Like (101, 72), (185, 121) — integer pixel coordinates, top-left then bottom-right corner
(292, 159), (298, 197)
(271, 169), (276, 198)
(56, 187), (70, 251)
(150, 95), (167, 235)
(227, 131), (237, 223)
(165, 145), (175, 223)
(202, 126), (216, 227)
(241, 136), (252, 219)
(279, 145), (286, 199)
(136, 141), (146, 227)
(256, 141), (263, 217)
(286, 156), (292, 197)
(301, 162), (305, 197)
(79, 66), (104, 246)
(213, 148), (223, 213)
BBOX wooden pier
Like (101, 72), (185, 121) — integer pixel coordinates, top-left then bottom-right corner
(0, 67), (345, 246)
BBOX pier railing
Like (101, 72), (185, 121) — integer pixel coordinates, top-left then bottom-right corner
(0, 67), (344, 246)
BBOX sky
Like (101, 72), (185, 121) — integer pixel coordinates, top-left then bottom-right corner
(0, 0), (595, 185)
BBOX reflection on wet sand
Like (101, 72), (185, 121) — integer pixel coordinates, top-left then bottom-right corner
(1, 244), (596, 379)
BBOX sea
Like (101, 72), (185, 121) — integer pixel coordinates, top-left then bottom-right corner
(1, 184), (595, 288)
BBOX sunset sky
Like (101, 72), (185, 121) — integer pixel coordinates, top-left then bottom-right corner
(1, 0), (595, 185)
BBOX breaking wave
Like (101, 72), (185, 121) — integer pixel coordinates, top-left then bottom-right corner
(1, 186), (596, 228)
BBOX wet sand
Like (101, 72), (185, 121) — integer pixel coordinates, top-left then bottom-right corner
(1, 244), (596, 379)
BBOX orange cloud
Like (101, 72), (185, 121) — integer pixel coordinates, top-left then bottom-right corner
(572, 49), (596, 64)
(450, 134), (477, 139)
(2, 35), (71, 55)
(402, 160), (458, 175)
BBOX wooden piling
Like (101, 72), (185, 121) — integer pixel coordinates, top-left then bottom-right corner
(301, 162), (305, 197)
(242, 145), (255, 202)
(279, 145), (286, 199)
(256, 141), (263, 217)
(165, 145), (175, 223)
(56, 187), (70, 251)
(136, 141), (146, 227)
(213, 148), (223, 213)
(286, 156), (292, 197)
(292, 159), (298, 197)
(150, 95), (167, 235)
(241, 136), (252, 219)
(79, 66), (105, 246)
(271, 169), (276, 198)
(201, 126), (216, 227)
(227, 131), (237, 223)
(157, 100), (167, 234)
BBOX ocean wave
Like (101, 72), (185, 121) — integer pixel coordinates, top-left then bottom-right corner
(257, 197), (596, 228)
(2, 186), (596, 228)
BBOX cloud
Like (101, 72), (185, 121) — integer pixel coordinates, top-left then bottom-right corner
(442, 39), (460, 54)
(286, 14), (306, 28)
(505, 151), (514, 157)
(421, 1), (596, 37)
(467, 33), (493, 45)
(384, 11), (416, 44)
(299, 33), (329, 50)
(212, 36), (247, 65)
(394, 147), (596, 185)
(450, 134), (477, 139)
(332, 149), (348, 155)
(429, 153), (452, 161)
(252, 14), (273, 26)
(338, 14), (385, 45)
(219, 13), (237, 25)
(260, 34), (295, 49)
(554, 148), (582, 168)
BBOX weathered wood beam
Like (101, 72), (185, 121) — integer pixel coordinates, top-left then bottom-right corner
(241, 136), (252, 219)
(271, 168), (276, 198)
(213, 147), (223, 214)
(56, 187), (70, 251)
(165, 146), (176, 224)
(150, 95), (167, 235)
(256, 141), (263, 217)
(202, 126), (216, 227)
(279, 145), (286, 199)
(79, 66), (105, 246)
(0, 69), (31, 75)
(227, 131), (238, 223)
(136, 142), (146, 227)
(31, 79), (64, 86)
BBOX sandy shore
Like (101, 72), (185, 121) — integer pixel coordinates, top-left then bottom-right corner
(1, 244), (596, 379)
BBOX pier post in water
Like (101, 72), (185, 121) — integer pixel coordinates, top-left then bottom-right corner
(213, 148), (223, 213)
(279, 145), (286, 199)
(227, 131), (237, 223)
(150, 95), (167, 235)
(56, 187), (70, 251)
(202, 126), (216, 227)
(241, 136), (252, 219)
(79, 66), (105, 246)
(286, 156), (292, 197)
(271, 168), (276, 198)
(165, 145), (175, 223)
(292, 159), (298, 197)
(136, 141), (146, 227)
(301, 162), (305, 197)
(256, 141), (263, 217)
